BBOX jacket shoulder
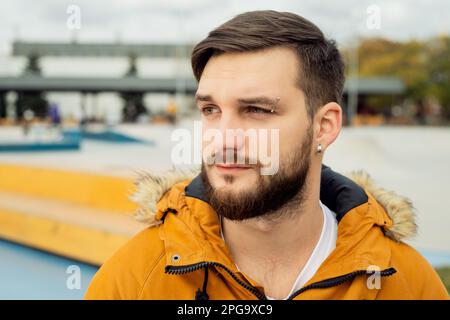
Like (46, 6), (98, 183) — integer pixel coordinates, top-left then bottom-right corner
(84, 226), (165, 300)
(383, 240), (449, 299)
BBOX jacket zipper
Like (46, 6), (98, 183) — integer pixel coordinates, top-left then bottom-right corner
(287, 267), (397, 300)
(166, 262), (397, 300)
(166, 262), (267, 300)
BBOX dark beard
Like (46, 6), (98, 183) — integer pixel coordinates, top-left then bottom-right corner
(201, 125), (313, 222)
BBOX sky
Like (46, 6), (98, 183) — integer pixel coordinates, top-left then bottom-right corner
(0, 0), (449, 55)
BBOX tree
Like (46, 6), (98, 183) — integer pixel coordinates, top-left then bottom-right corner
(343, 36), (450, 119)
(426, 36), (450, 118)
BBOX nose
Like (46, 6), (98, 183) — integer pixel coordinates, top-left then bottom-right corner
(216, 112), (246, 156)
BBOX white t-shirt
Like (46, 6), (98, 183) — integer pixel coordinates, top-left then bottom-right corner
(220, 201), (338, 300)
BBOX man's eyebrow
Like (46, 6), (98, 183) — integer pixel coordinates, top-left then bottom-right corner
(237, 96), (280, 106)
(194, 93), (214, 102)
(195, 93), (280, 106)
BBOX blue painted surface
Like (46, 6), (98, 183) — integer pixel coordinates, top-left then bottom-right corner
(0, 239), (98, 300)
(0, 127), (154, 152)
(0, 130), (81, 152)
(81, 128), (152, 144)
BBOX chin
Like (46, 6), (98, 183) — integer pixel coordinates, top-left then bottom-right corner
(209, 166), (259, 190)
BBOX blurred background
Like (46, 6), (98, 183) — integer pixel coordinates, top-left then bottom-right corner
(0, 0), (449, 299)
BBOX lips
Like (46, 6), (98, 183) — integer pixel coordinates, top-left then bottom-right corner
(214, 164), (253, 171)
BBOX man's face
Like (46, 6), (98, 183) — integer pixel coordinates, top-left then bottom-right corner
(196, 47), (314, 220)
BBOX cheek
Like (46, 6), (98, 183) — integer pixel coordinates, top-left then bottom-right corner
(277, 120), (306, 156)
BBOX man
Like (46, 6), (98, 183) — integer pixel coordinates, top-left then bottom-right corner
(85, 10), (448, 300)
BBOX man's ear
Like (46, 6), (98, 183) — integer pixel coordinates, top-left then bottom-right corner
(313, 102), (342, 152)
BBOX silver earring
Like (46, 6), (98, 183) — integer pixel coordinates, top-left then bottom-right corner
(316, 143), (322, 154)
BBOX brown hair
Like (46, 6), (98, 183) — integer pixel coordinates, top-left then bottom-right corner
(191, 10), (345, 119)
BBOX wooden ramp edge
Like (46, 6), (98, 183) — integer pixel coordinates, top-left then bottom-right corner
(0, 163), (137, 212)
(0, 163), (147, 266)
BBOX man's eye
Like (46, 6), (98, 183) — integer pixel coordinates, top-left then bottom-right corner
(201, 106), (220, 115)
(246, 106), (271, 114)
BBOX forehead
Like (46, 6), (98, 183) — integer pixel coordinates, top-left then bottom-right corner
(197, 47), (300, 98)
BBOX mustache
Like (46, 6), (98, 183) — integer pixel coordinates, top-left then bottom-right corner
(204, 150), (261, 167)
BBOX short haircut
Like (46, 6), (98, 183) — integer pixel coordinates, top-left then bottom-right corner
(191, 10), (345, 119)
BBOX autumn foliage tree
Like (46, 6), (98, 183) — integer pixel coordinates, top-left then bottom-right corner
(343, 35), (450, 119)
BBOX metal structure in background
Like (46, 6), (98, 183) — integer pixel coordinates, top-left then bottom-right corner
(0, 41), (406, 124)
(12, 41), (193, 58)
(1, 41), (195, 122)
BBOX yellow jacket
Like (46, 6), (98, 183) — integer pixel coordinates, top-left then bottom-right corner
(85, 165), (449, 300)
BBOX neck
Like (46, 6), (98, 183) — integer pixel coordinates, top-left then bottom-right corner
(222, 169), (323, 264)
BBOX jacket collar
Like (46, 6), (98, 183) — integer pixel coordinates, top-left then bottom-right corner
(184, 165), (369, 223)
